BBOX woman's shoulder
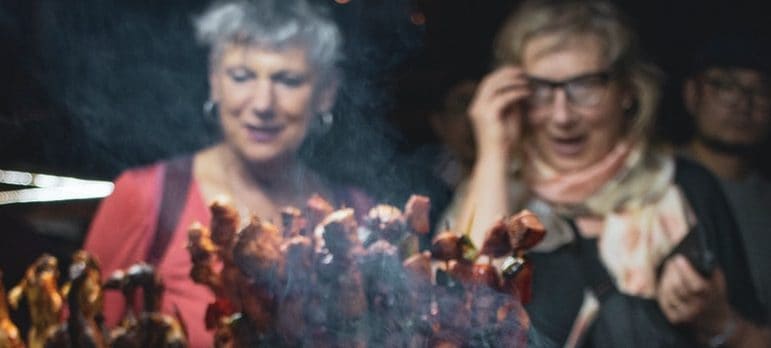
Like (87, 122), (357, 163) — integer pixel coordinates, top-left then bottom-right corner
(115, 156), (192, 186)
(114, 162), (164, 184)
(673, 155), (723, 189)
(672, 155), (732, 228)
(672, 155), (732, 209)
(105, 156), (194, 210)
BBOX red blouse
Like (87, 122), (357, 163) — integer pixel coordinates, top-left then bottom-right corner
(84, 160), (373, 347)
(84, 163), (214, 347)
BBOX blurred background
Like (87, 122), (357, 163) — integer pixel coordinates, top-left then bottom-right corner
(1, 0), (769, 326)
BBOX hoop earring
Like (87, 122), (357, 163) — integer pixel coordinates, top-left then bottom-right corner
(203, 100), (218, 122)
(319, 111), (334, 133)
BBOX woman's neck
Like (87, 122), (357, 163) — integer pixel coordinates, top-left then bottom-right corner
(196, 143), (328, 222)
(219, 144), (319, 199)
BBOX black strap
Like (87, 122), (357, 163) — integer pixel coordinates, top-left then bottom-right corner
(564, 218), (618, 302)
(147, 156), (193, 265)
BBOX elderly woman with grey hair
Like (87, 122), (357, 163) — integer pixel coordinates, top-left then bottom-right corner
(84, 1), (370, 346)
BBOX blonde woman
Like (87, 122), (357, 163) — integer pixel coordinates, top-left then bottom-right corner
(444, 0), (769, 346)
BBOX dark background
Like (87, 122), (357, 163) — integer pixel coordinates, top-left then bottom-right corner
(2, 0), (769, 179)
(1, 0), (769, 330)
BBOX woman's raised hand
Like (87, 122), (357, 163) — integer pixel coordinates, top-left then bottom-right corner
(467, 66), (531, 158)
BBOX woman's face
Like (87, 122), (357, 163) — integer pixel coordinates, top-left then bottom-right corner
(210, 44), (334, 164)
(522, 34), (631, 173)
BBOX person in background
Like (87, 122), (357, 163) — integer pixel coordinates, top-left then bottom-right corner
(442, 0), (770, 346)
(681, 34), (771, 323)
(428, 79), (478, 188)
(84, 1), (370, 346)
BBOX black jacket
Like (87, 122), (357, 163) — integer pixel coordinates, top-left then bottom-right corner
(525, 157), (766, 347)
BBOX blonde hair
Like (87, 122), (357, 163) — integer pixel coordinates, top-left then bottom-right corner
(495, 0), (662, 141)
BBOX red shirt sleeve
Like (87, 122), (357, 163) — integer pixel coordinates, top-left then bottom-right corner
(83, 163), (163, 327)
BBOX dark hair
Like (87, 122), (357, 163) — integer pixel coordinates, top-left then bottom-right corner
(690, 33), (771, 77)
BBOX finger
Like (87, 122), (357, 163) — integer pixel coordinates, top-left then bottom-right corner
(476, 68), (528, 100)
(662, 257), (692, 303)
(471, 85), (530, 120)
(486, 88), (531, 119)
(493, 79), (530, 98)
(658, 260), (681, 321)
(658, 258), (694, 314)
(658, 258), (678, 300)
(710, 268), (727, 294)
(673, 255), (709, 296)
(665, 293), (705, 324)
(661, 298), (688, 324)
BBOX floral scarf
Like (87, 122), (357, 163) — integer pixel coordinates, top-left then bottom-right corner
(522, 141), (691, 297)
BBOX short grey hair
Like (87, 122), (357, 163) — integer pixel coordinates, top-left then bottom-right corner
(495, 0), (662, 141)
(194, 0), (343, 80)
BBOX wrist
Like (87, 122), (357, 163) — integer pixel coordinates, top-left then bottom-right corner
(477, 143), (512, 163)
(704, 313), (739, 348)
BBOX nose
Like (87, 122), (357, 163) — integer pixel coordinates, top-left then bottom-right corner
(550, 88), (576, 126)
(251, 79), (275, 119)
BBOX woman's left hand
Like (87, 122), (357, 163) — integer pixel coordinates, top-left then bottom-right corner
(657, 254), (734, 336)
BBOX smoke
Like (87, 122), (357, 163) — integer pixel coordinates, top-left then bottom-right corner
(293, 0), (443, 207)
(30, 0), (440, 208)
(35, 0), (212, 177)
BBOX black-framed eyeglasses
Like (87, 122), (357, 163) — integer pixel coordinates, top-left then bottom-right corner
(701, 76), (771, 111)
(526, 70), (614, 108)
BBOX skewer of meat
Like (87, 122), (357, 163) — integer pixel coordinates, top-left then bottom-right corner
(45, 255), (108, 348)
(208, 201), (244, 314)
(403, 195), (431, 236)
(0, 269), (24, 348)
(233, 216), (284, 288)
(305, 194), (335, 231)
(107, 263), (187, 348)
(186, 223), (223, 297)
(275, 235), (314, 345)
(231, 216), (283, 335)
(280, 207), (306, 238)
(8, 254), (63, 348)
(430, 230), (473, 346)
(313, 208), (368, 346)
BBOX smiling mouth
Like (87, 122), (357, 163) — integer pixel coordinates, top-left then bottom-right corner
(244, 124), (284, 142)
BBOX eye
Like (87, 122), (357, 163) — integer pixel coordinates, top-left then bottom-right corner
(567, 76), (607, 99)
(227, 68), (255, 83)
(528, 80), (553, 103)
(705, 77), (736, 92)
(273, 72), (308, 88)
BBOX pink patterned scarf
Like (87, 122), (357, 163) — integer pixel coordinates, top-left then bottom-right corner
(523, 141), (690, 297)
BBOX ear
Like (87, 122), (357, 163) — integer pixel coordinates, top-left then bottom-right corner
(619, 81), (635, 112)
(314, 76), (339, 113)
(682, 78), (700, 116)
(622, 91), (634, 110)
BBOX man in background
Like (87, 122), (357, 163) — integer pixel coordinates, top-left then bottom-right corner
(682, 34), (771, 318)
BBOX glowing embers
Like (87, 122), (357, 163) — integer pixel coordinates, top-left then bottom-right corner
(410, 12), (426, 26)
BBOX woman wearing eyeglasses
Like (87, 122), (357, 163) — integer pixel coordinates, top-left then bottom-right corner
(443, 0), (770, 346)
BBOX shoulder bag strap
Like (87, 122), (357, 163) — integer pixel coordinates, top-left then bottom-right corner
(147, 156), (193, 265)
